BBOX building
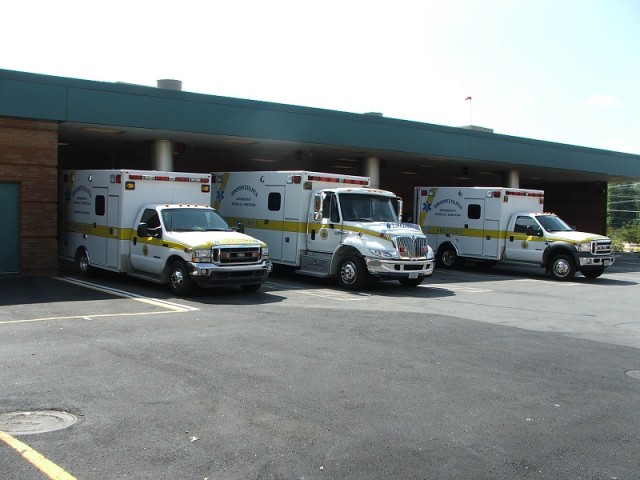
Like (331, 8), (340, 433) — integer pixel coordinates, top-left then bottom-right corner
(2, 69), (639, 276)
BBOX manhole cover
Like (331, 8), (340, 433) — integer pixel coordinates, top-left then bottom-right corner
(0, 410), (77, 435)
(626, 370), (640, 380)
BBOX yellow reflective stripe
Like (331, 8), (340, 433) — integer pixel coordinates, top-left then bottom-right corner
(63, 222), (133, 240)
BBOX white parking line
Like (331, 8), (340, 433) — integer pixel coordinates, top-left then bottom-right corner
(427, 284), (490, 293)
(264, 281), (371, 301)
(57, 277), (200, 311)
(0, 278), (199, 325)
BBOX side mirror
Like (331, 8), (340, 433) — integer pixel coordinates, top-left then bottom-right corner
(313, 193), (323, 213)
(137, 223), (149, 237)
(525, 225), (543, 237)
(235, 222), (245, 233)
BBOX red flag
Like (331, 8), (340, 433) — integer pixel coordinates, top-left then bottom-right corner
(465, 96), (472, 101)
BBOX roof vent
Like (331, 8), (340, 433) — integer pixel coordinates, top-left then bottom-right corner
(157, 79), (182, 91)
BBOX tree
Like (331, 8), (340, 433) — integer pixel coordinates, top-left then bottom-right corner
(608, 183), (640, 229)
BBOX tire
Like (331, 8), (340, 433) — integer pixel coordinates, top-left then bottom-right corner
(240, 284), (262, 292)
(75, 248), (94, 277)
(399, 277), (424, 287)
(437, 244), (461, 269)
(548, 254), (576, 281)
(168, 260), (196, 296)
(337, 255), (369, 290)
(581, 268), (604, 280)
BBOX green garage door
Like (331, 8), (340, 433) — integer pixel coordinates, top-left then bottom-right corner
(0, 183), (20, 274)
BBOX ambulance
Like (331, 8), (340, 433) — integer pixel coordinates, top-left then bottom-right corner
(211, 171), (435, 290)
(413, 186), (614, 280)
(59, 169), (272, 296)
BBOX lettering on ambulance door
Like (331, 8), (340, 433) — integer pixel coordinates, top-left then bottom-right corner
(107, 195), (119, 268)
(91, 187), (108, 266)
(307, 192), (339, 254)
(459, 201), (484, 257)
(130, 209), (165, 275)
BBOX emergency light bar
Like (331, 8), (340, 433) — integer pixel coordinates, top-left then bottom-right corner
(307, 175), (369, 185)
(127, 173), (209, 183)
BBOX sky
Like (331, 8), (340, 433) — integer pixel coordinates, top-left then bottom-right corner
(3, 0), (640, 154)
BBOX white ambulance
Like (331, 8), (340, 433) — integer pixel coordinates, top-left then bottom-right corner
(59, 169), (272, 296)
(211, 171), (435, 290)
(413, 186), (615, 280)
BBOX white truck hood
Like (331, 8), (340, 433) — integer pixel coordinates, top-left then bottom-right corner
(167, 230), (265, 248)
(546, 230), (609, 243)
(348, 222), (424, 236)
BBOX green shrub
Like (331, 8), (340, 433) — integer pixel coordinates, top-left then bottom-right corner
(608, 223), (640, 251)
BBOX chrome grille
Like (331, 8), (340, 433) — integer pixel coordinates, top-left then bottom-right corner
(396, 236), (428, 258)
(593, 240), (612, 255)
(212, 246), (261, 264)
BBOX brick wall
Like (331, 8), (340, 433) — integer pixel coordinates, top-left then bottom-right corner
(0, 118), (58, 276)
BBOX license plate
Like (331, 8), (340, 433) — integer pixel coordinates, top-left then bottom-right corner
(603, 260), (610, 266)
(409, 272), (418, 279)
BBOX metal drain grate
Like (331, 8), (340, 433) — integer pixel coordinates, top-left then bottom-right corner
(0, 410), (77, 435)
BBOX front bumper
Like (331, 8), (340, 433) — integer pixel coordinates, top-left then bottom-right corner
(187, 260), (273, 286)
(574, 253), (615, 269)
(365, 257), (435, 279)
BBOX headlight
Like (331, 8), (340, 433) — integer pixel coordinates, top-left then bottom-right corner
(426, 245), (435, 260)
(192, 248), (212, 262)
(577, 242), (593, 253)
(261, 245), (269, 258)
(369, 249), (398, 259)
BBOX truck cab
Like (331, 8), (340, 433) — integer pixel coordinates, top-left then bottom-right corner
(504, 212), (614, 280)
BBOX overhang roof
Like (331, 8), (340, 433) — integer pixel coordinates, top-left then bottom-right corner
(2, 68), (639, 184)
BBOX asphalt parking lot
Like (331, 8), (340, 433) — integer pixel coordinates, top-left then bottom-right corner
(1, 254), (639, 479)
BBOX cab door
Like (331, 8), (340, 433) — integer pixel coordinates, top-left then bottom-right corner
(130, 209), (165, 275)
(505, 215), (545, 263)
(306, 192), (340, 254)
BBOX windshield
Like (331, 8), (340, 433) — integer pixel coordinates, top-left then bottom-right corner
(339, 193), (398, 222)
(161, 208), (231, 232)
(536, 214), (573, 232)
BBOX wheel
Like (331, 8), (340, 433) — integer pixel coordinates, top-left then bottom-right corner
(581, 268), (604, 279)
(437, 244), (461, 269)
(337, 255), (369, 290)
(168, 260), (196, 296)
(75, 248), (94, 277)
(548, 254), (576, 281)
(240, 284), (262, 292)
(399, 277), (424, 287)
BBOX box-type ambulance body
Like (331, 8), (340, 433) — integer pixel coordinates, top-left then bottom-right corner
(211, 171), (435, 290)
(59, 169), (271, 295)
(413, 186), (614, 280)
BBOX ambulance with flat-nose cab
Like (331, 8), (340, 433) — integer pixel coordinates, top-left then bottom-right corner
(211, 171), (435, 290)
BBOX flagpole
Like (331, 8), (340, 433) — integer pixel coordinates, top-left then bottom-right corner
(465, 96), (472, 125)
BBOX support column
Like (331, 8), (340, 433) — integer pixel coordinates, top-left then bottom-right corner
(153, 140), (173, 171)
(365, 156), (380, 188)
(503, 169), (520, 188)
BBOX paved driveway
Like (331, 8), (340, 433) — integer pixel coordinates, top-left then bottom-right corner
(1, 254), (639, 479)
